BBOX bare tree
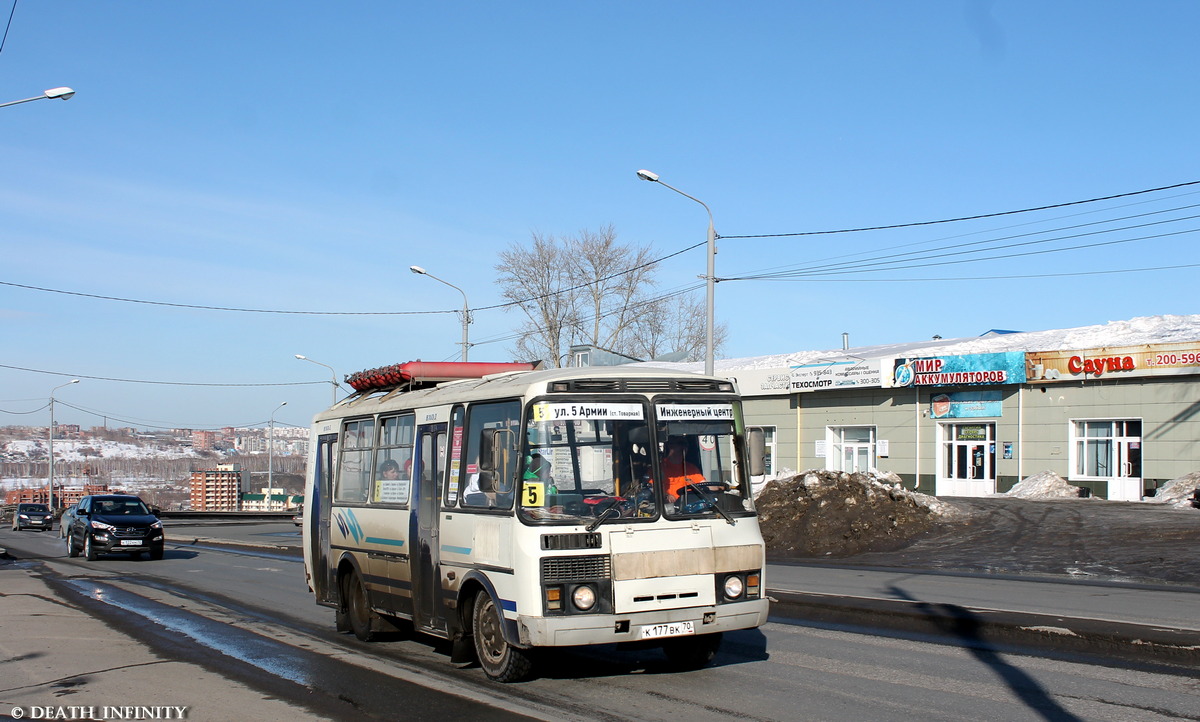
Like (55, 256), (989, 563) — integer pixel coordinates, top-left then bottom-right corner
(495, 227), (723, 366)
(626, 293), (728, 363)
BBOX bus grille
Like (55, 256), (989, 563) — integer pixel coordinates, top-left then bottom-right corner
(541, 554), (612, 583)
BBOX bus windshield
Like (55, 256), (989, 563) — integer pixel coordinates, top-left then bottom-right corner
(518, 399), (754, 525)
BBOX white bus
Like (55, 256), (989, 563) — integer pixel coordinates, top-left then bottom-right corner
(301, 360), (769, 682)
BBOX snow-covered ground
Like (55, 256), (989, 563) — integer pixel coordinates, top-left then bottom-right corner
(2, 437), (210, 463)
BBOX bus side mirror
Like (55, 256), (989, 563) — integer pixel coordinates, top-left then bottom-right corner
(478, 430), (496, 473)
(478, 428), (516, 478)
(746, 428), (767, 477)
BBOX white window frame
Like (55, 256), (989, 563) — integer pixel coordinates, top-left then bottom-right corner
(1068, 418), (1142, 481)
(826, 426), (877, 473)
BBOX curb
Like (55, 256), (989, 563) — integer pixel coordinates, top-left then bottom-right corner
(182, 537), (301, 553)
(768, 590), (1200, 671)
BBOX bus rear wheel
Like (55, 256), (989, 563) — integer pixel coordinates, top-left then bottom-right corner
(344, 571), (378, 642)
(662, 632), (722, 670)
(472, 591), (533, 683)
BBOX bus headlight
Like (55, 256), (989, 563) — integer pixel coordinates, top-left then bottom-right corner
(723, 574), (744, 599)
(572, 584), (597, 611)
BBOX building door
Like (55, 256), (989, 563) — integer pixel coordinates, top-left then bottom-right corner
(412, 422), (447, 633)
(937, 422), (996, 496)
(1072, 419), (1143, 501)
(828, 426), (876, 473)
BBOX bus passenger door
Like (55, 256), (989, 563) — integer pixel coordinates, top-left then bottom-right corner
(412, 423), (447, 633)
(311, 433), (338, 604)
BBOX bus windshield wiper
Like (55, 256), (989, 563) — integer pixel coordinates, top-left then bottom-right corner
(683, 483), (736, 526)
(586, 504), (621, 532)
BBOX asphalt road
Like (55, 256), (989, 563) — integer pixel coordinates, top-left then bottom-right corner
(3, 522), (1199, 721)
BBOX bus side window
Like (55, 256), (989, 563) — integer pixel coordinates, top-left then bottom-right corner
(336, 418), (374, 503)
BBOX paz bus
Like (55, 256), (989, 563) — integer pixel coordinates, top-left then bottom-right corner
(301, 360), (769, 682)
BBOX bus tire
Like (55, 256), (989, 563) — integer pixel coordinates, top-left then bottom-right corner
(345, 571), (378, 642)
(472, 590), (533, 683)
(662, 632), (722, 670)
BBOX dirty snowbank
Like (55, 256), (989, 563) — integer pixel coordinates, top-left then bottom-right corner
(756, 469), (961, 557)
(1002, 470), (1089, 499)
(1148, 471), (1200, 508)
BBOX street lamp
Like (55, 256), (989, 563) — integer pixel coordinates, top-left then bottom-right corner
(294, 354), (340, 406)
(48, 379), (80, 508)
(636, 169), (718, 376)
(409, 265), (471, 361)
(268, 402), (287, 493)
(0, 86), (76, 110)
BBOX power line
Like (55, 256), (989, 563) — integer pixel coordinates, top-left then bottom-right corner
(0, 0), (17, 56)
(731, 197), (1200, 280)
(720, 179), (1200, 239)
(0, 363), (328, 387)
(0, 280), (457, 316)
(55, 399), (301, 431)
(730, 263), (1200, 283)
(726, 226), (1199, 280)
(732, 212), (1200, 280)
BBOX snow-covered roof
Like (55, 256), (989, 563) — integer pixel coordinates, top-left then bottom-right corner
(641, 314), (1200, 372)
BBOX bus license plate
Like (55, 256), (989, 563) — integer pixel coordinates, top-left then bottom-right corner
(639, 621), (695, 640)
(120, 540), (143, 546)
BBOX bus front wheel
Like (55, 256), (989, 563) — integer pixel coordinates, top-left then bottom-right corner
(472, 590), (533, 682)
(662, 632), (722, 670)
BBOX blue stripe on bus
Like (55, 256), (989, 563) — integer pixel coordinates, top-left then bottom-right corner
(441, 545), (472, 555)
(501, 598), (517, 612)
(365, 537), (405, 547)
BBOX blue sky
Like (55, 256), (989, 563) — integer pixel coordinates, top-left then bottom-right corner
(2, 1), (1197, 431)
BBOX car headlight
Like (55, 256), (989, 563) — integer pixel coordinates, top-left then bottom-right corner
(89, 520), (116, 531)
(150, 521), (163, 530)
(723, 574), (744, 599)
(572, 585), (597, 611)
(18, 514), (28, 519)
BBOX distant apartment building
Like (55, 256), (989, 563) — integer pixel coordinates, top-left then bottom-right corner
(189, 463), (248, 511)
(4, 483), (110, 507)
(192, 430), (218, 451)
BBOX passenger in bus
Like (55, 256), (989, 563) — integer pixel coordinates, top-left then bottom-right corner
(379, 459), (402, 481)
(464, 472), (509, 508)
(661, 438), (706, 500)
(524, 453), (552, 482)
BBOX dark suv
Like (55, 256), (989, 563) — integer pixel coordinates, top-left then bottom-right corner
(66, 494), (165, 561)
(12, 503), (53, 532)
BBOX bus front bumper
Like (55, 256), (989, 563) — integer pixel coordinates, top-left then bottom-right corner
(512, 598), (769, 648)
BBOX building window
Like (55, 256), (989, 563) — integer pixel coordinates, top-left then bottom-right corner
(828, 426), (876, 472)
(1071, 419), (1142, 479)
(745, 426), (777, 495)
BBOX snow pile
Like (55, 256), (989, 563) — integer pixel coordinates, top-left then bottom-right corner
(756, 469), (960, 557)
(1147, 472), (1200, 509)
(1004, 470), (1088, 499)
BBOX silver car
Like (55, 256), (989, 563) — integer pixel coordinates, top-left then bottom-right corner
(59, 504), (78, 538)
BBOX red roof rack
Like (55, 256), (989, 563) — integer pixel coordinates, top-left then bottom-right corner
(345, 361), (538, 392)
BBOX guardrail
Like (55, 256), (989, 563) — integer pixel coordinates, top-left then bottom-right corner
(158, 511), (296, 522)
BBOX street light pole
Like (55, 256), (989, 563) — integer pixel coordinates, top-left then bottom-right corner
(294, 355), (339, 406)
(268, 402), (287, 496)
(409, 265), (471, 361)
(48, 379), (80, 508)
(0, 86), (76, 110)
(636, 169), (718, 376)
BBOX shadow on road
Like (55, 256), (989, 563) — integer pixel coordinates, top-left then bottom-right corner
(887, 583), (1083, 722)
